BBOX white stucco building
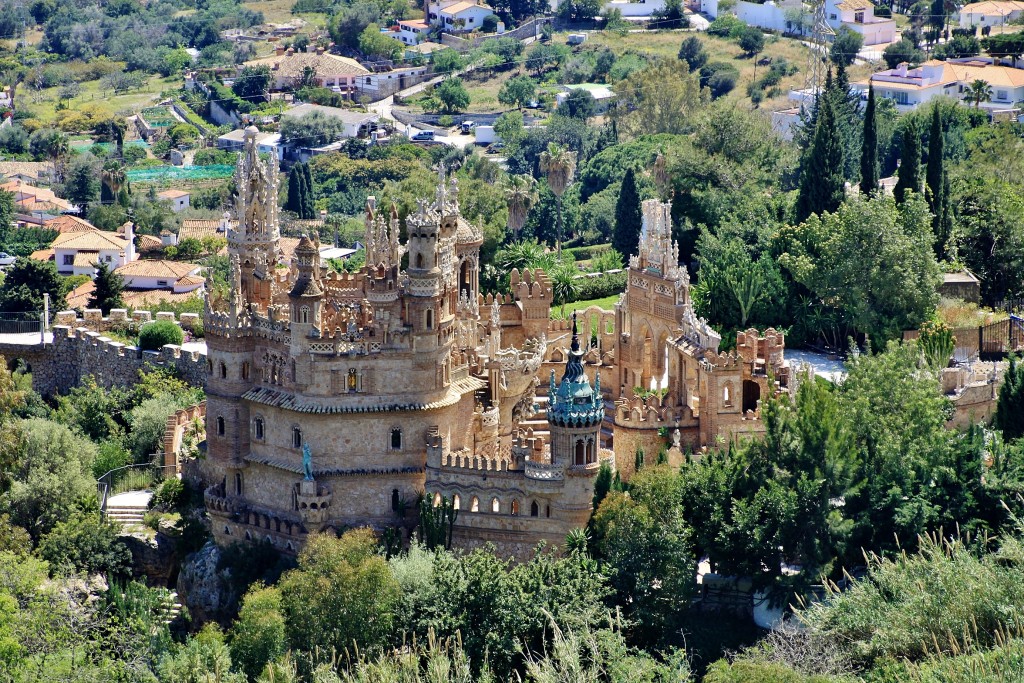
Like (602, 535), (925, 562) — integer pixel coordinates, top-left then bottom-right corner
(427, 0), (495, 31)
(853, 58), (1024, 111)
(958, 0), (1024, 27)
(702, 0), (895, 45)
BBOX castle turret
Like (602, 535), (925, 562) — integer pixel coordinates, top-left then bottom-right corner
(289, 234), (323, 348)
(228, 126), (281, 312)
(548, 312), (604, 467)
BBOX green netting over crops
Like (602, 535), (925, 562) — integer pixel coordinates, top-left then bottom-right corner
(126, 165), (235, 183)
(140, 106), (177, 128)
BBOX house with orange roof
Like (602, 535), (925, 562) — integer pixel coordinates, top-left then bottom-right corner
(428, 0), (495, 31)
(114, 259), (204, 294)
(854, 57), (1024, 111)
(44, 215), (98, 234)
(241, 46), (369, 94)
(825, 0), (896, 45)
(51, 227), (135, 276)
(157, 189), (191, 212)
(1, 179), (75, 222)
(959, 0), (1024, 28)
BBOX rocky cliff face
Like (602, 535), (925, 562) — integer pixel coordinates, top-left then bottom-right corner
(120, 529), (179, 587)
(176, 541), (238, 625)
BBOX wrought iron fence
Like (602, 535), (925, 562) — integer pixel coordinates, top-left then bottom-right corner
(97, 463), (178, 520)
(0, 312), (42, 335)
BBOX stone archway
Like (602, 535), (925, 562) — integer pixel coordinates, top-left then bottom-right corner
(742, 380), (760, 413)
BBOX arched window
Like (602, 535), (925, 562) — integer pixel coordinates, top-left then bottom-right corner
(234, 472), (242, 495)
(426, 309), (433, 330)
(219, 362), (227, 379)
(511, 499), (519, 515)
(292, 427), (302, 449)
(391, 489), (400, 512)
(530, 501), (539, 517)
(587, 439), (596, 464)
(574, 439), (585, 466)
(242, 362), (250, 380)
(452, 494), (461, 510)
(416, 253), (424, 269)
(216, 416), (225, 436)
(390, 428), (402, 450)
(299, 306), (310, 324)
(206, 359), (213, 373)
(470, 496), (479, 512)
(723, 384), (732, 406)
(491, 497), (500, 513)
(433, 492), (442, 507)
(546, 505), (551, 518)
(254, 417), (264, 440)
(348, 369), (358, 392)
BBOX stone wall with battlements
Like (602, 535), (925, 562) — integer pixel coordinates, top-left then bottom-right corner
(54, 308), (202, 334)
(31, 323), (206, 397)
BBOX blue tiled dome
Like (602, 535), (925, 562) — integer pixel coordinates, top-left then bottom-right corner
(549, 312), (604, 429)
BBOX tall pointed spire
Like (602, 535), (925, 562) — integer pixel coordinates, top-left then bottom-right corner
(550, 311), (603, 428)
(563, 311), (585, 382)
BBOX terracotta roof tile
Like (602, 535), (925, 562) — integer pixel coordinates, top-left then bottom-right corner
(115, 259), (201, 279)
(53, 230), (129, 251)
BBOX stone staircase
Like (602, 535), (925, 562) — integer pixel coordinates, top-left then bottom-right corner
(158, 590), (183, 624)
(104, 490), (153, 527)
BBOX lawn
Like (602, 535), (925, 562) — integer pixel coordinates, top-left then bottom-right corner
(20, 74), (178, 126)
(558, 28), (874, 110)
(245, 0), (329, 28)
(552, 293), (621, 319)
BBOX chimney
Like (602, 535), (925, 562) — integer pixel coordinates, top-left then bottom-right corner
(276, 45), (285, 56)
(125, 222), (136, 263)
(306, 43), (315, 53)
(219, 212), (231, 233)
(286, 47), (294, 55)
(316, 45), (324, 55)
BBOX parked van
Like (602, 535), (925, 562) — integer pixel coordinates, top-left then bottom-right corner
(461, 121), (475, 134)
(411, 130), (435, 141)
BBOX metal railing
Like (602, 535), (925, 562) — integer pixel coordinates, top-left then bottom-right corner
(0, 311), (43, 335)
(97, 463), (179, 520)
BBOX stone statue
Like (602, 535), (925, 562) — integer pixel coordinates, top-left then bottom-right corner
(672, 427), (681, 450)
(302, 442), (314, 481)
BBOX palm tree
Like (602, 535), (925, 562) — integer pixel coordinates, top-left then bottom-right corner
(502, 174), (538, 240)
(549, 262), (581, 317)
(965, 79), (992, 108)
(539, 142), (577, 254)
(101, 162), (127, 203)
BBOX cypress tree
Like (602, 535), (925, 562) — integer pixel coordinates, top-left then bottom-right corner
(794, 93), (846, 223)
(860, 85), (879, 196)
(925, 105), (946, 245)
(287, 166), (303, 214)
(88, 260), (125, 315)
(894, 118), (922, 204)
(301, 162), (316, 220)
(612, 167), (643, 258)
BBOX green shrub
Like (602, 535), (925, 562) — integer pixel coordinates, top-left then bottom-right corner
(571, 271), (627, 303)
(92, 440), (132, 479)
(150, 478), (186, 512)
(138, 320), (183, 351)
(38, 513), (132, 578)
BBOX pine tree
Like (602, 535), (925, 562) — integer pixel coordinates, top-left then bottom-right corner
(88, 260), (125, 315)
(634, 445), (645, 472)
(794, 93), (846, 223)
(612, 168), (643, 258)
(996, 356), (1024, 441)
(925, 104), (946, 251)
(894, 118), (922, 204)
(300, 162), (316, 220)
(860, 85), (879, 196)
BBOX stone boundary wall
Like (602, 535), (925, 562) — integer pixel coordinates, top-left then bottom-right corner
(30, 314), (207, 397)
(163, 402), (206, 470)
(54, 308), (201, 334)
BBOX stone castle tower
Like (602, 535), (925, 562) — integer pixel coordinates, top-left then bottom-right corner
(201, 130), (610, 559)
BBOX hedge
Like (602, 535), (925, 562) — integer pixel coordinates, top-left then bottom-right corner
(565, 243), (612, 261)
(568, 271), (626, 303)
(138, 320), (184, 351)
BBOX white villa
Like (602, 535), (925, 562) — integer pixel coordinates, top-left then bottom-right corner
(702, 0), (896, 45)
(958, 0), (1024, 28)
(427, 0), (495, 31)
(853, 58), (1024, 111)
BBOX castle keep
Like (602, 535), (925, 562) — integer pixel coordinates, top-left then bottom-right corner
(201, 128), (790, 559)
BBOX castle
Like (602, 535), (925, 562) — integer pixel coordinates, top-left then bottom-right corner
(201, 128), (790, 559)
